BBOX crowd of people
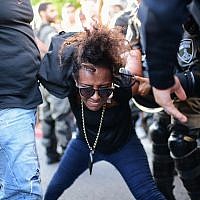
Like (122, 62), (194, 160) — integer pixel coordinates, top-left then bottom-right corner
(1, 0), (200, 199)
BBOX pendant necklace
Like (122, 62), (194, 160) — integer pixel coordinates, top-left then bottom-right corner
(81, 100), (106, 175)
(17, 0), (23, 5)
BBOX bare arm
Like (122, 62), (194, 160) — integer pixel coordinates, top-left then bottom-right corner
(125, 49), (143, 94)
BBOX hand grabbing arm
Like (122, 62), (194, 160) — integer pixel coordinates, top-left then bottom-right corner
(152, 76), (187, 123)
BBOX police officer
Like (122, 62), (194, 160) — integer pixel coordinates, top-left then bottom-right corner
(128, 2), (200, 199)
(37, 2), (74, 164)
(148, 13), (200, 200)
(138, 0), (200, 123)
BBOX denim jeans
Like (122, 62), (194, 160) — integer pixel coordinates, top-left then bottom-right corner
(0, 108), (42, 200)
(44, 134), (166, 200)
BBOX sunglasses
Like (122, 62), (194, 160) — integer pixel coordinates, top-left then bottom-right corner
(77, 85), (114, 99)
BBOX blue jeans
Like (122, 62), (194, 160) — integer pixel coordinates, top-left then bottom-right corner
(0, 108), (42, 200)
(44, 134), (166, 200)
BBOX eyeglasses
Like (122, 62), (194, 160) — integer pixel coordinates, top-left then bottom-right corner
(77, 85), (114, 99)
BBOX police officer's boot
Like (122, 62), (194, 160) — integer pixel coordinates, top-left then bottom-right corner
(150, 111), (176, 200)
(169, 124), (200, 200)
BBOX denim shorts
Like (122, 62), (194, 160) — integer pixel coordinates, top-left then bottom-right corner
(0, 108), (42, 199)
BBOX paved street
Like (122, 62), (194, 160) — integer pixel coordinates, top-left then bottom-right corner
(36, 125), (190, 200)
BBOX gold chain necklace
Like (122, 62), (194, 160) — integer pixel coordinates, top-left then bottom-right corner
(81, 100), (106, 175)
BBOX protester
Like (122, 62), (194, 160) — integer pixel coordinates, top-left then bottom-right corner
(0, 1), (42, 199)
(61, 3), (81, 32)
(37, 2), (58, 50)
(38, 24), (166, 200)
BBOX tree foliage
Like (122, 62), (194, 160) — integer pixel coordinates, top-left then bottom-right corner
(31, 0), (80, 7)
(31, 0), (81, 17)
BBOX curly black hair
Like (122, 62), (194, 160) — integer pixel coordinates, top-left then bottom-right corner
(62, 24), (131, 79)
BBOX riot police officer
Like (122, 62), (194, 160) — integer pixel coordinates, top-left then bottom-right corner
(127, 2), (200, 199)
(138, 0), (200, 123)
(149, 13), (200, 200)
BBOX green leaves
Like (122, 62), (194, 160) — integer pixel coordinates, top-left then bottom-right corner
(31, 0), (80, 19)
(31, 0), (80, 7)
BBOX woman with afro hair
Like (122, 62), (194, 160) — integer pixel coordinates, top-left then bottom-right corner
(40, 24), (166, 200)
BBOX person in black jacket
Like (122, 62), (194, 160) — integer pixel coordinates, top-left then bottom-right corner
(138, 0), (197, 123)
(0, 1), (42, 199)
(39, 24), (166, 200)
(149, 14), (200, 200)
(138, 2), (200, 199)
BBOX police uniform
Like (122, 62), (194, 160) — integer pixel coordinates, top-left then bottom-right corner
(149, 14), (200, 200)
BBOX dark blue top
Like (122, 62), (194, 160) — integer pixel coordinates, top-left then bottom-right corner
(0, 0), (42, 109)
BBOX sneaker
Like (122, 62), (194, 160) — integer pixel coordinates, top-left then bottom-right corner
(46, 153), (60, 165)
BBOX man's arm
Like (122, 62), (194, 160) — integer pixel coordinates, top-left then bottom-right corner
(138, 0), (189, 89)
(138, 0), (189, 122)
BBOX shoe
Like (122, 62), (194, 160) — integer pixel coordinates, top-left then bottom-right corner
(46, 154), (60, 165)
(57, 145), (66, 156)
